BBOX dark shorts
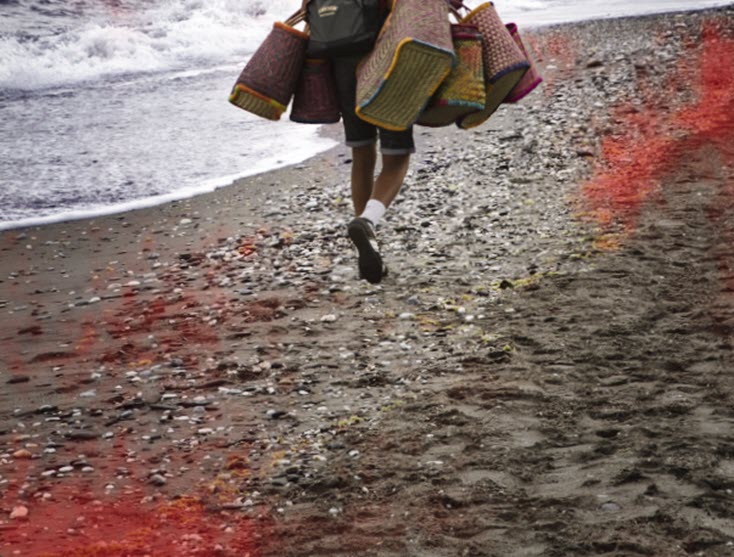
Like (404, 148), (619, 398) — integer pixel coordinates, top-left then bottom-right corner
(331, 56), (415, 155)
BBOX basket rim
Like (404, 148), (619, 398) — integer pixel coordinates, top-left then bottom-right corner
(274, 21), (309, 40)
(229, 83), (287, 113)
(458, 2), (494, 25)
(356, 39), (454, 131)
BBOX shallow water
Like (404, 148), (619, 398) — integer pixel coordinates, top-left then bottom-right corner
(1, 0), (731, 230)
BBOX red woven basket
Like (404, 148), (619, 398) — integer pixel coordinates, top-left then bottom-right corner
(504, 23), (543, 103)
(290, 58), (341, 124)
(229, 12), (308, 121)
(457, 2), (529, 129)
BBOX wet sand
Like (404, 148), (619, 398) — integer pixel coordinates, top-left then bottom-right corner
(1, 6), (734, 556)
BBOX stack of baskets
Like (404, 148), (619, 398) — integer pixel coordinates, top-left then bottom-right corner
(229, 1), (542, 131)
(229, 9), (340, 124)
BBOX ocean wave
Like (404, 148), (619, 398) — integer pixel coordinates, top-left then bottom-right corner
(2, 0), (730, 91)
(0, 0), (298, 91)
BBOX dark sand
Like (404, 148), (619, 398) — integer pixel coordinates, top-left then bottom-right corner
(1, 6), (734, 556)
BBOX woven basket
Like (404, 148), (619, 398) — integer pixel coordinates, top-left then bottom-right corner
(229, 12), (308, 121)
(417, 23), (485, 127)
(504, 23), (543, 103)
(290, 58), (341, 124)
(355, 0), (455, 131)
(457, 2), (529, 129)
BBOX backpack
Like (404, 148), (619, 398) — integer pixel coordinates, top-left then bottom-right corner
(306, 0), (385, 57)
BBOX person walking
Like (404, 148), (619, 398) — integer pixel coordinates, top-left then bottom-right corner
(327, 1), (414, 284)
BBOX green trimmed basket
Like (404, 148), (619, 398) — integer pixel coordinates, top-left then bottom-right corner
(417, 23), (486, 127)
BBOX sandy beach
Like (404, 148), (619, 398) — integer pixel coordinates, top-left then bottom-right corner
(2, 6), (734, 556)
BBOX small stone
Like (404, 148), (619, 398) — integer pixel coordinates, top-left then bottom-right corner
(66, 430), (99, 441)
(149, 474), (167, 486)
(600, 502), (621, 512)
(10, 505), (29, 520)
(320, 314), (337, 323)
(13, 449), (33, 459)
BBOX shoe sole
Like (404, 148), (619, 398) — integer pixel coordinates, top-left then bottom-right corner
(348, 219), (384, 284)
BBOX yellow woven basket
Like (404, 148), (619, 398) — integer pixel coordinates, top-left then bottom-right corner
(355, 0), (455, 131)
(417, 23), (486, 128)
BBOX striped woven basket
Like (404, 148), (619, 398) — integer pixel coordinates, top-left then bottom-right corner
(355, 0), (455, 131)
(417, 23), (486, 128)
(457, 2), (529, 129)
(229, 12), (308, 121)
(290, 58), (341, 124)
(504, 23), (543, 103)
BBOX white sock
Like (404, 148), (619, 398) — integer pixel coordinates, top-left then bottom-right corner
(360, 199), (386, 227)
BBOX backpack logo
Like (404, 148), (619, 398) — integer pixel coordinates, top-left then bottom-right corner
(318, 5), (339, 17)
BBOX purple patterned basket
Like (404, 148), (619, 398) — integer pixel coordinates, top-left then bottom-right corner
(229, 15), (308, 121)
(504, 23), (543, 103)
(290, 58), (341, 124)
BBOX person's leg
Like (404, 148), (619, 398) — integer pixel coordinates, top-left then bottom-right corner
(350, 143), (377, 216)
(356, 128), (415, 228)
(372, 152), (411, 208)
(354, 152), (410, 230)
(331, 55), (385, 283)
(347, 131), (414, 284)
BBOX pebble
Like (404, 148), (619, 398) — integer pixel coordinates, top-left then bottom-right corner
(149, 474), (167, 486)
(10, 506), (29, 520)
(66, 431), (100, 441)
(266, 409), (287, 420)
(13, 449), (33, 459)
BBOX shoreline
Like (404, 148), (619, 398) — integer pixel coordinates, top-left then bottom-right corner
(2, 6), (734, 557)
(2, 4), (731, 236)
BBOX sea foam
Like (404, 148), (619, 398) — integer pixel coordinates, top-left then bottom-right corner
(0, 0), (296, 91)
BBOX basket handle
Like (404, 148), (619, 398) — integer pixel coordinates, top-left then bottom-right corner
(444, 0), (469, 23)
(445, 0), (469, 10)
(284, 8), (306, 27)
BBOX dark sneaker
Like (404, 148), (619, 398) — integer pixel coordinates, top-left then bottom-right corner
(347, 217), (386, 284)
